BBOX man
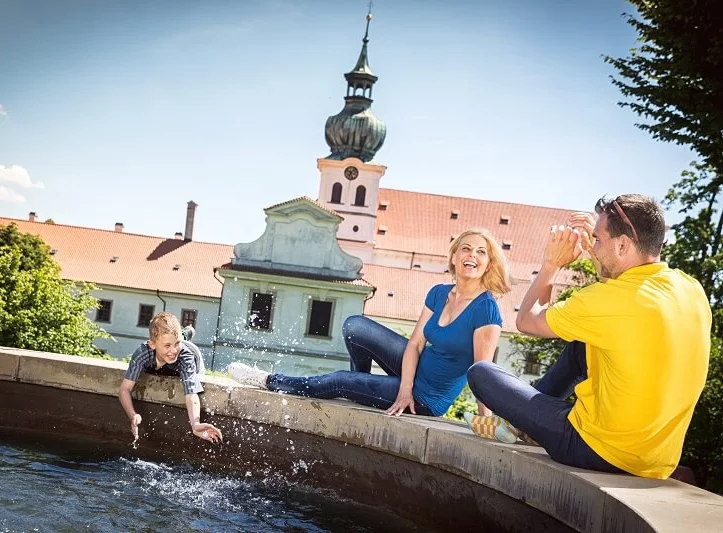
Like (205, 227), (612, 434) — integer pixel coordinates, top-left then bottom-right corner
(119, 312), (223, 444)
(467, 194), (711, 478)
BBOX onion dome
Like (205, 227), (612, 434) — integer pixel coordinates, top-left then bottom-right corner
(324, 11), (387, 162)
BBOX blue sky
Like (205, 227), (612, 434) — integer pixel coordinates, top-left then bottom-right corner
(0, 0), (694, 245)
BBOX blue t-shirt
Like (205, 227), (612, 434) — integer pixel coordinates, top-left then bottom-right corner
(413, 284), (503, 416)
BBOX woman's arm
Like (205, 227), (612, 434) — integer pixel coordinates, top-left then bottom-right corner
(472, 324), (502, 416)
(385, 306), (434, 416)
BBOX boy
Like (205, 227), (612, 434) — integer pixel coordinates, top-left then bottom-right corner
(119, 312), (223, 443)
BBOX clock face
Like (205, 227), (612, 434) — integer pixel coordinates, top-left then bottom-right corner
(344, 166), (359, 181)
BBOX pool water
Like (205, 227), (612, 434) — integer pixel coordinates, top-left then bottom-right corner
(0, 433), (431, 532)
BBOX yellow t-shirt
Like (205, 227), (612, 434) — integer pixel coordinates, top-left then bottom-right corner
(545, 263), (711, 479)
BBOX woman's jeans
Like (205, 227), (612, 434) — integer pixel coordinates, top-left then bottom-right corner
(267, 315), (433, 415)
(467, 341), (624, 473)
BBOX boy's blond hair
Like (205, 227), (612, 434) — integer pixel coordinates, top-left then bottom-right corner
(149, 312), (182, 341)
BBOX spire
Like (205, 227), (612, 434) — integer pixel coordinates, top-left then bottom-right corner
(349, 9), (374, 77)
(323, 7), (386, 163)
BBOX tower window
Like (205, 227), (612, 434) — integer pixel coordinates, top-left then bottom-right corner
(500, 215), (510, 225)
(354, 185), (366, 206)
(330, 182), (342, 204)
(502, 241), (512, 250)
(451, 210), (459, 219)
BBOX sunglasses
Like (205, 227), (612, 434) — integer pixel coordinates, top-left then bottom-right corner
(612, 199), (638, 242)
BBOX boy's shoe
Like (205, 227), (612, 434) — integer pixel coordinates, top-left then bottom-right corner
(228, 362), (270, 389)
(463, 413), (519, 444)
(182, 325), (196, 342)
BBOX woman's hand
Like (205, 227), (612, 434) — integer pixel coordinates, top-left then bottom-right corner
(385, 387), (416, 416)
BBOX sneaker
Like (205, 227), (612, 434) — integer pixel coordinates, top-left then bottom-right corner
(228, 362), (270, 389)
(182, 325), (196, 342)
(463, 413), (519, 444)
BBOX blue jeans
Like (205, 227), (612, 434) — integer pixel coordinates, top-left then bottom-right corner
(467, 341), (624, 473)
(267, 316), (433, 415)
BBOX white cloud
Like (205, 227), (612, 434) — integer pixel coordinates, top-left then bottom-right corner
(0, 104), (6, 117)
(0, 186), (26, 203)
(0, 165), (44, 189)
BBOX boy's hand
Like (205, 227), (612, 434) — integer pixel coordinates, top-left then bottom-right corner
(193, 423), (223, 443)
(131, 413), (142, 440)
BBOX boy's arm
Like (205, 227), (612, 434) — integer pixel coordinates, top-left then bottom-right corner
(185, 393), (223, 443)
(119, 378), (142, 440)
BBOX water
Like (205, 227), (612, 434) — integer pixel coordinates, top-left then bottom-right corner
(0, 434), (430, 533)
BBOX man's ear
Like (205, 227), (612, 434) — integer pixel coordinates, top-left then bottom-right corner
(147, 338), (156, 350)
(617, 234), (633, 256)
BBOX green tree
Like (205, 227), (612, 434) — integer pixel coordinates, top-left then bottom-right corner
(663, 163), (722, 336)
(604, 0), (723, 175)
(0, 223), (110, 358)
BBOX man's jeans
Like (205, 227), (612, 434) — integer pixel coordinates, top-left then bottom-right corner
(267, 316), (433, 415)
(467, 341), (623, 473)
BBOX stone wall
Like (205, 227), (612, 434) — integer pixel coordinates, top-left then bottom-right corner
(1, 346), (721, 532)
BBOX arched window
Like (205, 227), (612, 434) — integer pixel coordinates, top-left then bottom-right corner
(330, 182), (342, 204)
(354, 185), (366, 206)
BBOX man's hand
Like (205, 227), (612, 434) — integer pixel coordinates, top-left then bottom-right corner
(567, 212), (595, 252)
(131, 413), (142, 440)
(192, 423), (223, 443)
(544, 225), (582, 268)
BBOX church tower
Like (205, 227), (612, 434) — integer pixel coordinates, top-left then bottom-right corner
(317, 10), (387, 261)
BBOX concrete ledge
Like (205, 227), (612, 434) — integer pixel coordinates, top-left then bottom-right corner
(1, 346), (722, 533)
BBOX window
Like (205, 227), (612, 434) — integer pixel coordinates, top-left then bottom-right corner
(354, 185), (366, 206)
(96, 299), (112, 323)
(181, 308), (197, 328)
(248, 292), (274, 330)
(137, 304), (155, 327)
(451, 210), (459, 219)
(307, 299), (333, 338)
(330, 182), (342, 204)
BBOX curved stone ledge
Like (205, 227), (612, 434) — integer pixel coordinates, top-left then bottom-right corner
(1, 347), (721, 532)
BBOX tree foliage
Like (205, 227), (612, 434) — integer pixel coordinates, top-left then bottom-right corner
(0, 223), (110, 358)
(604, 0), (723, 174)
(663, 162), (722, 336)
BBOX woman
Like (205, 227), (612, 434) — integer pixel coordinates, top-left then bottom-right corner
(229, 228), (512, 417)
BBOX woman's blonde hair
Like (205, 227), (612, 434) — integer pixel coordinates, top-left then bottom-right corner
(448, 228), (512, 298)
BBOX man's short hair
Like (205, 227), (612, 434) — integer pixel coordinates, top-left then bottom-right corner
(149, 312), (182, 341)
(594, 194), (666, 256)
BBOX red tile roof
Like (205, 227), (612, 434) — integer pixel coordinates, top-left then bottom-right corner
(374, 188), (580, 277)
(0, 217), (233, 298)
